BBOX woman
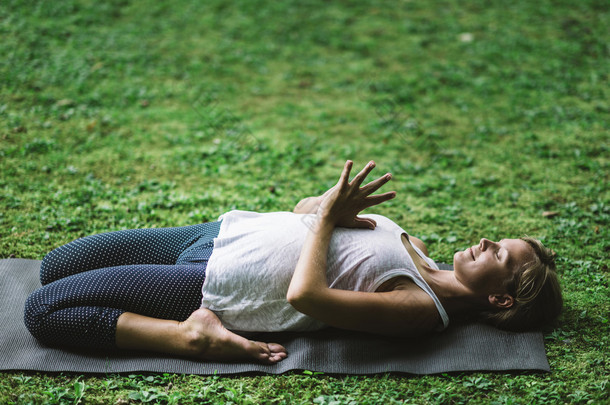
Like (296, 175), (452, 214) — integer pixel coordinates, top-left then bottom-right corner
(24, 160), (562, 365)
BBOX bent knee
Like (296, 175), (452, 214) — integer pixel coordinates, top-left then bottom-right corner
(40, 252), (56, 285)
(40, 247), (68, 285)
(23, 289), (52, 343)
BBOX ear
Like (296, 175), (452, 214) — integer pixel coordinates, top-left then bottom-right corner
(488, 294), (515, 309)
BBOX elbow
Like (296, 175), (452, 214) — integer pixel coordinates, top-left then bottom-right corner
(286, 289), (296, 306)
(286, 287), (314, 313)
(286, 288), (303, 308)
(287, 273), (326, 314)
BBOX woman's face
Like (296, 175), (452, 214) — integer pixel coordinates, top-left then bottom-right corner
(453, 238), (534, 296)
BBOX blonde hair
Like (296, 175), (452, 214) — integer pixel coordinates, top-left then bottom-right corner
(480, 237), (563, 331)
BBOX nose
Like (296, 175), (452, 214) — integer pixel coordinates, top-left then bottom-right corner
(479, 238), (495, 250)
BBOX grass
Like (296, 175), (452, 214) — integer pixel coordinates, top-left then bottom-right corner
(1, 0), (608, 403)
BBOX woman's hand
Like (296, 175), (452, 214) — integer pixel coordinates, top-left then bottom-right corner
(317, 160), (395, 229)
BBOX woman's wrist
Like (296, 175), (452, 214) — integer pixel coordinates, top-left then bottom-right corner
(313, 210), (338, 231)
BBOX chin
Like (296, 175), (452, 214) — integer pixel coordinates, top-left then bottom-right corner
(453, 249), (469, 266)
(452, 251), (460, 264)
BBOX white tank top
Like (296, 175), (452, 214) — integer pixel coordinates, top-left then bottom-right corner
(201, 210), (449, 332)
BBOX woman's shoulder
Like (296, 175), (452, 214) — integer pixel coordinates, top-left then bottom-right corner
(407, 235), (429, 257)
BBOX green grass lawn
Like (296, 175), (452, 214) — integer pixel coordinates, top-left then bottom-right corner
(1, 0), (608, 403)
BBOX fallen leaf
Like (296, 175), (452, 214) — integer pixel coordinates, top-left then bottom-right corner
(542, 211), (560, 218)
(298, 80), (313, 88)
(459, 32), (474, 42)
(55, 99), (74, 107)
(91, 62), (104, 72)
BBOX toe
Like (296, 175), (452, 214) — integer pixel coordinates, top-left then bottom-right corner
(251, 341), (289, 364)
(267, 343), (286, 353)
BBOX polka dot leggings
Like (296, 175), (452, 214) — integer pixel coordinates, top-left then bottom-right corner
(24, 221), (221, 350)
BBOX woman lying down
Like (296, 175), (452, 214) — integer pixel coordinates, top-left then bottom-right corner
(25, 160), (562, 364)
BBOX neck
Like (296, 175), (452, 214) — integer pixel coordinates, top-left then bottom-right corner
(400, 234), (489, 316)
(419, 266), (487, 316)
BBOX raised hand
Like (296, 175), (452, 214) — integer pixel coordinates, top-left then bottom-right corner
(318, 160), (396, 229)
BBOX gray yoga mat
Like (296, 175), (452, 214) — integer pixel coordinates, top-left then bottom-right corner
(0, 259), (550, 375)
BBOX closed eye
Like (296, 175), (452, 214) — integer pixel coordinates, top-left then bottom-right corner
(497, 240), (505, 260)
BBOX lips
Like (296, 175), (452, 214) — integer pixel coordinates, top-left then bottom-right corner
(469, 247), (475, 260)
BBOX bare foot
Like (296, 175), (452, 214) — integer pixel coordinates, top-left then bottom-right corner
(179, 308), (287, 364)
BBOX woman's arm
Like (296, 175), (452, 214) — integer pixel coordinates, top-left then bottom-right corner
(293, 196), (321, 214)
(287, 161), (439, 336)
(287, 213), (438, 336)
(288, 161), (388, 302)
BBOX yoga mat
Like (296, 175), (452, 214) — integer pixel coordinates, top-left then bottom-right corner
(0, 259), (550, 375)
